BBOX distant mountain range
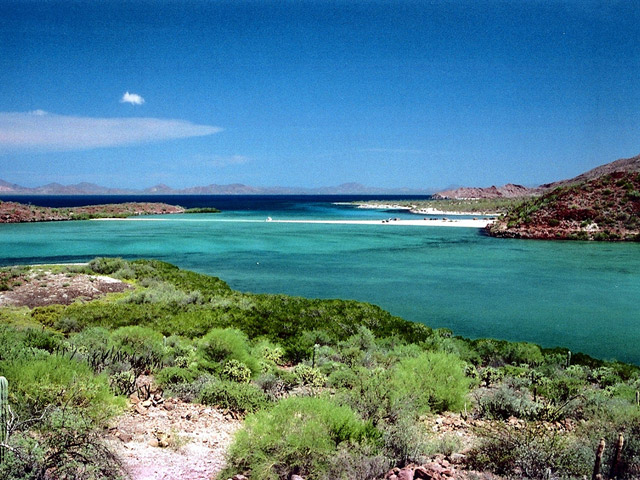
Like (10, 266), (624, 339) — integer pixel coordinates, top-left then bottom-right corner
(0, 180), (433, 196)
(3, 153), (640, 198)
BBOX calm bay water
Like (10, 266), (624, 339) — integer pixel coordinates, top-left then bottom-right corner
(1, 195), (639, 364)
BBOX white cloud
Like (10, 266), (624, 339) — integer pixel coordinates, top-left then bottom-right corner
(0, 111), (222, 152)
(120, 91), (145, 105)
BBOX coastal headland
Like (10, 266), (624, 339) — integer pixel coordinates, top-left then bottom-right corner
(0, 201), (186, 223)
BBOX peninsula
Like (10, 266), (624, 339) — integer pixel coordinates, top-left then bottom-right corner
(0, 201), (188, 223)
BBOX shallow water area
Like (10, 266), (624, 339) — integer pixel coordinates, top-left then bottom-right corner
(1, 195), (639, 364)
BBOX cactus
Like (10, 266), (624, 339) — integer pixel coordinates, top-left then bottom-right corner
(610, 433), (624, 479)
(0, 376), (7, 463)
(592, 437), (605, 480)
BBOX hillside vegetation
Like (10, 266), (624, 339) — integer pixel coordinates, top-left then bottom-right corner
(0, 259), (639, 479)
(488, 171), (640, 241)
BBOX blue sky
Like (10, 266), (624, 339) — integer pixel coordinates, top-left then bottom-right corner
(1, 0), (639, 190)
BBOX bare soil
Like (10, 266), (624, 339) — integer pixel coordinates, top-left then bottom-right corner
(0, 270), (132, 308)
(108, 397), (242, 480)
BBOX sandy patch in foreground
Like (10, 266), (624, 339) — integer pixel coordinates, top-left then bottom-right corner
(109, 398), (242, 480)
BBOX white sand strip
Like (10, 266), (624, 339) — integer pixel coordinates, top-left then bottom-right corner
(93, 217), (493, 228)
(269, 219), (493, 228)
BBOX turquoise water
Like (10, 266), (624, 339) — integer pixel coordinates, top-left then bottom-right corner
(1, 208), (639, 364)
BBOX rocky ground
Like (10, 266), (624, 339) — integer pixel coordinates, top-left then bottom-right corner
(0, 269), (132, 308)
(109, 392), (242, 480)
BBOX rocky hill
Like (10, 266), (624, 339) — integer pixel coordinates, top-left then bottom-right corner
(432, 183), (534, 200)
(487, 171), (640, 241)
(540, 153), (640, 190)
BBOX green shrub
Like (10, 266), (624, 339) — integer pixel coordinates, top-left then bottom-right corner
(469, 422), (593, 479)
(88, 257), (128, 275)
(199, 328), (260, 375)
(335, 367), (396, 426)
(31, 305), (66, 328)
(155, 366), (197, 387)
(221, 396), (379, 480)
(538, 366), (587, 405)
(254, 372), (291, 401)
(392, 351), (470, 414)
(163, 335), (199, 368)
(199, 380), (268, 413)
(252, 339), (285, 366)
(293, 363), (327, 388)
(120, 280), (203, 306)
(0, 407), (126, 480)
(23, 328), (63, 353)
(327, 367), (359, 390)
(1, 355), (124, 424)
(165, 373), (217, 402)
(222, 359), (252, 383)
(69, 326), (111, 353)
(476, 381), (542, 420)
(110, 325), (165, 359)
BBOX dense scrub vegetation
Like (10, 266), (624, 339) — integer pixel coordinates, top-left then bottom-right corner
(1, 258), (639, 479)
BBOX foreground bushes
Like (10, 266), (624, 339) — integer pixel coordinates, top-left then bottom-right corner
(1, 354), (124, 424)
(393, 351), (470, 414)
(199, 380), (269, 413)
(2, 259), (640, 480)
(220, 396), (380, 480)
(0, 408), (127, 480)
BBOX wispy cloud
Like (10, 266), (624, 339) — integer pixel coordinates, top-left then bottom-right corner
(120, 91), (145, 105)
(0, 111), (222, 152)
(193, 154), (250, 167)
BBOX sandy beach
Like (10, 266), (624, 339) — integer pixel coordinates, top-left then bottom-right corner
(95, 217), (493, 228)
(353, 202), (500, 216)
(269, 218), (494, 228)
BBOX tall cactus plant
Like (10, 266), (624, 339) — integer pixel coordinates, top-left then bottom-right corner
(0, 376), (7, 463)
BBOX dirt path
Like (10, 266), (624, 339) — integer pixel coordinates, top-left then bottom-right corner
(108, 397), (242, 480)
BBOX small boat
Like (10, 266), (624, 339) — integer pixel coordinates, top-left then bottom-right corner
(266, 217), (272, 222)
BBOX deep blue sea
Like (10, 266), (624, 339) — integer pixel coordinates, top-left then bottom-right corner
(2, 195), (639, 364)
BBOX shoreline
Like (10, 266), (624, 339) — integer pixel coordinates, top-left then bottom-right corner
(351, 202), (500, 216)
(93, 217), (494, 228)
(268, 218), (493, 228)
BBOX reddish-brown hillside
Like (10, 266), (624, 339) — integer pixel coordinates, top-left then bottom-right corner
(487, 171), (640, 241)
(432, 183), (534, 200)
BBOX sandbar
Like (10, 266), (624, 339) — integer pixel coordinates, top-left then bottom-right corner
(94, 217), (493, 228)
(268, 218), (493, 228)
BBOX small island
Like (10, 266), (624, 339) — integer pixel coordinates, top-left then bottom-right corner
(0, 201), (219, 224)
